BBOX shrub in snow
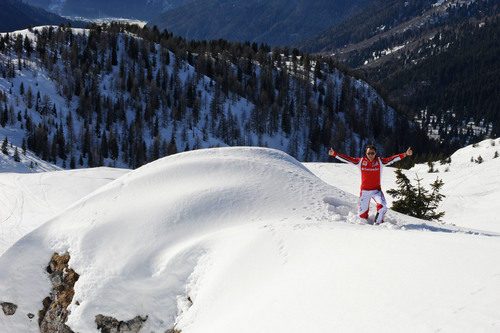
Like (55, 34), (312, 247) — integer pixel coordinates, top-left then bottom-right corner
(388, 169), (445, 221)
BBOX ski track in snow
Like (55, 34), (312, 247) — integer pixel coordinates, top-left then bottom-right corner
(0, 167), (129, 255)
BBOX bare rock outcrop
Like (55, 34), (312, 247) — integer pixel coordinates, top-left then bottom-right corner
(1, 301), (17, 315)
(95, 314), (148, 333)
(38, 252), (80, 333)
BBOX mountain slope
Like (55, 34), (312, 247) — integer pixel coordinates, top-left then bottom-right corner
(0, 24), (432, 171)
(22, 0), (187, 19)
(298, 0), (437, 53)
(0, 131), (61, 173)
(373, 17), (500, 143)
(0, 147), (499, 332)
(148, 0), (374, 46)
(0, 0), (75, 32)
(298, 0), (499, 143)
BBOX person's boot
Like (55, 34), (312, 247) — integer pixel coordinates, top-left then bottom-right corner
(374, 212), (384, 225)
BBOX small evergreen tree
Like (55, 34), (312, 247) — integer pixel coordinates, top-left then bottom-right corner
(476, 155), (483, 164)
(494, 151), (499, 159)
(387, 169), (445, 221)
(2, 137), (8, 155)
(13, 147), (20, 162)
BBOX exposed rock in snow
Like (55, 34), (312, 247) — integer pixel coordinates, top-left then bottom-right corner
(95, 314), (148, 333)
(39, 253), (79, 333)
(1, 302), (17, 316)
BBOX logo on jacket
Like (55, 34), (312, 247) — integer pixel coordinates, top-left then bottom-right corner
(362, 161), (368, 166)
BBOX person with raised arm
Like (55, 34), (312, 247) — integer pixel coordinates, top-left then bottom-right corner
(328, 145), (413, 224)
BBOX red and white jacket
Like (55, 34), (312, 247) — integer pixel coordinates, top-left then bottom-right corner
(333, 152), (405, 191)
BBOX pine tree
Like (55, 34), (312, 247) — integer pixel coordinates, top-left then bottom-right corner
(387, 169), (445, 221)
(13, 147), (20, 162)
(2, 137), (8, 155)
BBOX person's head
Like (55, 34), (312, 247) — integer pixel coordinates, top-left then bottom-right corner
(365, 144), (377, 161)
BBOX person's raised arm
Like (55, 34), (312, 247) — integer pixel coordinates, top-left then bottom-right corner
(329, 147), (361, 165)
(381, 147), (413, 166)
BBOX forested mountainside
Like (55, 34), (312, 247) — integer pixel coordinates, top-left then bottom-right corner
(0, 0), (76, 32)
(0, 24), (432, 170)
(147, 0), (373, 46)
(22, 0), (187, 20)
(298, 0), (499, 145)
(299, 0), (442, 53)
(372, 17), (499, 145)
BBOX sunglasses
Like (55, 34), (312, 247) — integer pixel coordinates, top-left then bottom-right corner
(366, 152), (376, 155)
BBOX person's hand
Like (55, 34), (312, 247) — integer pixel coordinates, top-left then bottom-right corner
(405, 147), (413, 157)
(328, 148), (335, 156)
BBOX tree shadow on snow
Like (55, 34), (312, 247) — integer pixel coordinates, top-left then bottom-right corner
(397, 222), (499, 237)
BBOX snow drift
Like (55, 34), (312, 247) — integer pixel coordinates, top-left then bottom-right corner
(1, 147), (499, 332)
(0, 147), (351, 331)
(0, 167), (128, 255)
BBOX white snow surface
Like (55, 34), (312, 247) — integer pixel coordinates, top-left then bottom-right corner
(0, 167), (129, 256)
(0, 146), (499, 332)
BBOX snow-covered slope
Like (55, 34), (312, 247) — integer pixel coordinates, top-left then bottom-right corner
(1, 24), (416, 172)
(305, 137), (500, 233)
(0, 167), (129, 255)
(1, 147), (499, 332)
(0, 137), (61, 173)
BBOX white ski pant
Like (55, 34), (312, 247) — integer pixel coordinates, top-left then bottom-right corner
(358, 190), (387, 223)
